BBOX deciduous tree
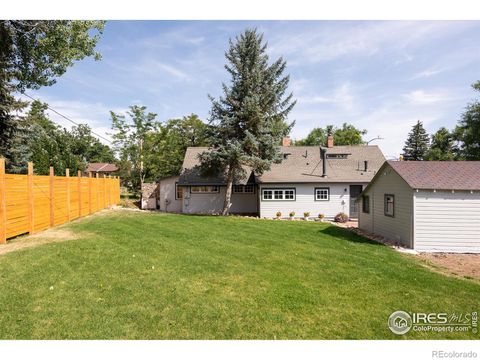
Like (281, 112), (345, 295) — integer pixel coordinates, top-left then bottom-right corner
(0, 20), (104, 170)
(425, 127), (456, 161)
(294, 123), (366, 146)
(454, 81), (480, 160)
(110, 106), (157, 194)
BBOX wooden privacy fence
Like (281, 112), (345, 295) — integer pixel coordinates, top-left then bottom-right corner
(0, 159), (121, 243)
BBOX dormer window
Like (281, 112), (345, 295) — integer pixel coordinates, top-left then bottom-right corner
(326, 154), (349, 159)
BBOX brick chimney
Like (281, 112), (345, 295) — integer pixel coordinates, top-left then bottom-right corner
(282, 136), (291, 147)
(327, 134), (334, 148)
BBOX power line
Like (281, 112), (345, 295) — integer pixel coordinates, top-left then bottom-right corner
(21, 92), (113, 144)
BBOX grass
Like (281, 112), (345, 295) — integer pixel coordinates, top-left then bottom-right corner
(0, 210), (478, 339)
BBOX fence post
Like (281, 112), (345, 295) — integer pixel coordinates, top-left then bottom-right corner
(0, 158), (6, 244)
(78, 170), (82, 218)
(28, 162), (34, 234)
(49, 166), (54, 227)
(88, 172), (92, 214)
(66, 168), (71, 222)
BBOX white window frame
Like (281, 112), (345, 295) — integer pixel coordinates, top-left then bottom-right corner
(233, 185), (255, 194)
(314, 187), (330, 201)
(190, 185), (220, 193)
(261, 188), (296, 201)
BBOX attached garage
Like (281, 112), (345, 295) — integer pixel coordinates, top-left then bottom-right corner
(359, 161), (480, 253)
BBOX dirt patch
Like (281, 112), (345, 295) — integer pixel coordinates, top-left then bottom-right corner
(0, 227), (85, 256)
(339, 223), (480, 281)
(419, 253), (480, 281)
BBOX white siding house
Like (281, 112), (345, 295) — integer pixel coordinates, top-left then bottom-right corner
(183, 185), (258, 214)
(177, 139), (386, 219)
(158, 176), (182, 213)
(359, 161), (480, 253)
(258, 183), (367, 219)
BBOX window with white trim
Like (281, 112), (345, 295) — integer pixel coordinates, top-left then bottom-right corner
(233, 185), (254, 194)
(190, 185), (219, 193)
(262, 188), (296, 201)
(314, 187), (330, 201)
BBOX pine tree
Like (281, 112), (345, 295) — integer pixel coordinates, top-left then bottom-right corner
(402, 120), (430, 161)
(200, 29), (296, 215)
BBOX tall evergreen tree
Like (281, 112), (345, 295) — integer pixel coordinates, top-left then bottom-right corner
(200, 29), (295, 215)
(402, 120), (430, 160)
(454, 81), (480, 160)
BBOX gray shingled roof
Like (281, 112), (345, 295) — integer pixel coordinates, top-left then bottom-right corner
(387, 160), (480, 191)
(178, 145), (385, 185)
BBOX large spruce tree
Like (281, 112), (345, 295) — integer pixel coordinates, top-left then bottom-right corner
(402, 120), (430, 160)
(200, 29), (295, 215)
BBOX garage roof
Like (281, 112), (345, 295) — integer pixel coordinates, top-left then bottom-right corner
(388, 160), (480, 191)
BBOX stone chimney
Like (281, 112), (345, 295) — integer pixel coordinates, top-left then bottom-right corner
(282, 136), (291, 147)
(327, 134), (334, 148)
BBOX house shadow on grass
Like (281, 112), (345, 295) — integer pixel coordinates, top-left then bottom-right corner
(318, 225), (384, 246)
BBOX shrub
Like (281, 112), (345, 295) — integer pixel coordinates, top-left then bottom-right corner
(289, 211), (295, 218)
(334, 212), (349, 223)
(318, 213), (325, 219)
(303, 212), (310, 218)
(276, 211), (282, 218)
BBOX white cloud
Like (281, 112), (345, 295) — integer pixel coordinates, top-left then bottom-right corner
(268, 21), (476, 64)
(403, 89), (454, 104)
(296, 82), (357, 111)
(411, 68), (445, 79)
(133, 59), (191, 82)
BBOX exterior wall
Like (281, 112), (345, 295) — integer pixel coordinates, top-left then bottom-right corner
(159, 176), (182, 213)
(414, 190), (480, 253)
(358, 166), (413, 248)
(258, 183), (365, 219)
(141, 182), (158, 210)
(183, 186), (258, 214)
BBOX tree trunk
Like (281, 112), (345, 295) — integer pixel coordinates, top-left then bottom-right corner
(222, 165), (234, 216)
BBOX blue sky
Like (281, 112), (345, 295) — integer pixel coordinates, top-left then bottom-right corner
(25, 20), (480, 158)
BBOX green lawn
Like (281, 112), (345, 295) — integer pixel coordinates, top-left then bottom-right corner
(0, 210), (478, 339)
